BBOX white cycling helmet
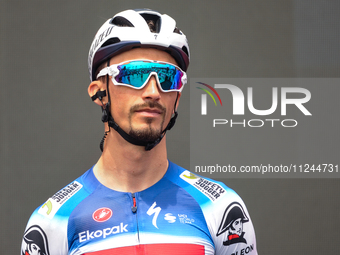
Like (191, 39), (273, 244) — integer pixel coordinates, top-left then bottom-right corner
(88, 8), (190, 81)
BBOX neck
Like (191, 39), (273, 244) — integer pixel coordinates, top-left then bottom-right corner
(93, 130), (169, 193)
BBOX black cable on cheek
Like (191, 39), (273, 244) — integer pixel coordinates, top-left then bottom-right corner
(99, 59), (111, 152)
(99, 130), (109, 152)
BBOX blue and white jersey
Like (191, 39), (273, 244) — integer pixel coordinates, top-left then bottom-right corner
(21, 161), (257, 255)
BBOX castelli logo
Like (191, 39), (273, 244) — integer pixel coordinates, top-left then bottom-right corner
(92, 208), (113, 222)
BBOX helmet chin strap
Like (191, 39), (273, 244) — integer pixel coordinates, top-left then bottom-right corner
(94, 62), (179, 151)
(107, 106), (178, 151)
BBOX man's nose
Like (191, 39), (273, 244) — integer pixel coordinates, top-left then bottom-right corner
(142, 74), (161, 100)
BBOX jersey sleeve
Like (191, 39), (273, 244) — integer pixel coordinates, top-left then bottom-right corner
(21, 180), (86, 255)
(21, 204), (69, 255)
(208, 186), (257, 255)
(177, 169), (258, 255)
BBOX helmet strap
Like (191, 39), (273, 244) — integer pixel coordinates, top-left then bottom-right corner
(107, 93), (179, 151)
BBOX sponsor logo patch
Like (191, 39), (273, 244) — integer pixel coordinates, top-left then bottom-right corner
(164, 213), (176, 223)
(78, 223), (128, 243)
(217, 202), (252, 247)
(93, 208), (113, 222)
(147, 202), (162, 229)
(38, 181), (83, 219)
(178, 214), (195, 224)
(22, 225), (50, 255)
(180, 170), (226, 202)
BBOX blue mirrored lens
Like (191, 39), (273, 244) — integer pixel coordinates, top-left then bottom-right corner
(115, 61), (183, 91)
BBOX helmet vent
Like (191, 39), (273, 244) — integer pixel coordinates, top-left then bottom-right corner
(101, 37), (121, 47)
(111, 16), (134, 27)
(182, 46), (189, 57)
(140, 14), (160, 33)
(173, 27), (181, 34)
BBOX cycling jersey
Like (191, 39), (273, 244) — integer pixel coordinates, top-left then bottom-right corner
(21, 161), (257, 255)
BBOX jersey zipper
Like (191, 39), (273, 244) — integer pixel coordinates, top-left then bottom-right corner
(131, 192), (137, 213)
(131, 193), (140, 243)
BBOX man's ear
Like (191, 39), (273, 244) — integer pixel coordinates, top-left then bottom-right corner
(88, 80), (106, 106)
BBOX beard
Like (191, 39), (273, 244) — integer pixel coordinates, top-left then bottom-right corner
(128, 123), (163, 142)
(128, 101), (166, 142)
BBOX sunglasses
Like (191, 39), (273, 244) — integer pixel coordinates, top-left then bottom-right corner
(96, 60), (187, 92)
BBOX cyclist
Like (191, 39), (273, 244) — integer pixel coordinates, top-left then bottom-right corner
(21, 9), (257, 255)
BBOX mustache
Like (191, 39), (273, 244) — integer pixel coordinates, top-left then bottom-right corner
(130, 101), (166, 114)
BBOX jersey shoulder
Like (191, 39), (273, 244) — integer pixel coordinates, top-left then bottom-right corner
(21, 167), (98, 255)
(166, 161), (239, 206)
(166, 161), (258, 255)
(35, 167), (98, 219)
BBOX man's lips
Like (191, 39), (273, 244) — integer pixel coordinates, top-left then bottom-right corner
(130, 102), (166, 119)
(135, 108), (163, 117)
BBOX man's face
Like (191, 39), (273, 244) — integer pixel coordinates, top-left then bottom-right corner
(28, 243), (41, 255)
(230, 218), (243, 235)
(107, 48), (181, 142)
